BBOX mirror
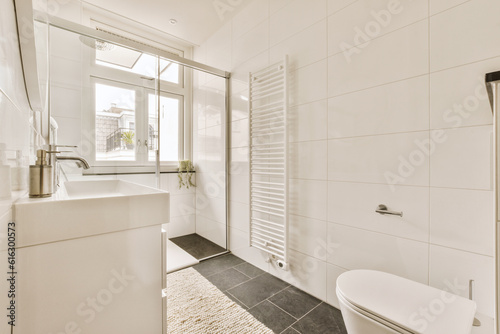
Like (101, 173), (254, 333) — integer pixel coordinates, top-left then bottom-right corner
(15, 0), (49, 142)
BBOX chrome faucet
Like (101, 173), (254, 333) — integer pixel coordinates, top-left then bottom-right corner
(56, 155), (90, 169)
(48, 145), (90, 192)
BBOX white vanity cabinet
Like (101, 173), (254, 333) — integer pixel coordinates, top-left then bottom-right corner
(16, 226), (164, 334)
(13, 180), (169, 334)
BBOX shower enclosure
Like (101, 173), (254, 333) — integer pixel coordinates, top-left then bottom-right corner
(28, 13), (231, 264)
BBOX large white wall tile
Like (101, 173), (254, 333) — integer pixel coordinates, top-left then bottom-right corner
(50, 26), (81, 61)
(229, 200), (250, 234)
(230, 173), (249, 204)
(327, 223), (429, 284)
(232, 20), (269, 67)
(328, 76), (429, 138)
(328, 20), (428, 96)
(289, 99), (328, 143)
(270, 249), (327, 300)
(430, 57), (497, 130)
(430, 0), (500, 71)
(197, 196), (225, 223)
(289, 214), (328, 260)
(289, 179), (327, 221)
(197, 215), (226, 248)
(270, 19), (327, 70)
(231, 93), (249, 122)
(328, 0), (428, 56)
(50, 56), (82, 89)
(232, 0), (269, 39)
(430, 188), (494, 256)
(328, 131), (430, 187)
(206, 22), (232, 70)
(270, 0), (327, 46)
(52, 116), (81, 147)
(171, 194), (196, 217)
(231, 51), (270, 93)
(0, 92), (30, 152)
(289, 140), (327, 180)
(167, 215), (196, 238)
(430, 126), (492, 190)
(230, 146), (249, 176)
(50, 85), (82, 119)
(197, 171), (226, 200)
(231, 118), (249, 148)
(205, 82), (226, 127)
(328, 182), (429, 242)
(429, 245), (495, 317)
(290, 59), (328, 106)
(229, 227), (270, 271)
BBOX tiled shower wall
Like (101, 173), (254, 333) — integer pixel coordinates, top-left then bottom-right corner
(194, 0), (497, 318)
(0, 1), (33, 333)
(192, 73), (228, 248)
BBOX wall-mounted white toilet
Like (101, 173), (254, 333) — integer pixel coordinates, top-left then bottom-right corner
(336, 270), (477, 334)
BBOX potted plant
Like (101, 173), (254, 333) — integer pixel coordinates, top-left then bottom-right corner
(121, 131), (135, 150)
(178, 160), (195, 189)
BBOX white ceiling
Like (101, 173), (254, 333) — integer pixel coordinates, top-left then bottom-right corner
(82, 0), (253, 46)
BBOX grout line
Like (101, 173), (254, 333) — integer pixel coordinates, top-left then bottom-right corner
(232, 265), (265, 279)
(328, 18), (428, 58)
(327, 221), (430, 245)
(328, 73), (429, 99)
(428, 243), (495, 259)
(311, 179), (492, 192)
(328, 0), (359, 16)
(245, 283), (292, 312)
(267, 299), (298, 320)
(428, 54), (500, 75)
(288, 302), (324, 328)
(280, 325), (299, 334)
(427, 0), (473, 18)
(324, 124), (492, 142)
(204, 266), (251, 280)
(225, 290), (251, 309)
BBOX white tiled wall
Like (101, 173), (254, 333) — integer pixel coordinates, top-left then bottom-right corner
(0, 2), (33, 333)
(195, 0), (498, 318)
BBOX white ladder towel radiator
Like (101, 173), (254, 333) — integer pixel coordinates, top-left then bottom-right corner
(248, 56), (288, 270)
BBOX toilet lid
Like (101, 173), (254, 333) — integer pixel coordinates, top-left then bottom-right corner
(336, 270), (477, 334)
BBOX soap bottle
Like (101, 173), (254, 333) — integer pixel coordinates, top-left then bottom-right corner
(0, 143), (12, 199)
(11, 150), (28, 191)
(29, 149), (53, 198)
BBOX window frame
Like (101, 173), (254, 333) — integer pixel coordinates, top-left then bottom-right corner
(81, 33), (191, 174)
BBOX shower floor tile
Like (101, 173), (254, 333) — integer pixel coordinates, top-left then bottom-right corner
(169, 233), (226, 260)
(190, 254), (348, 334)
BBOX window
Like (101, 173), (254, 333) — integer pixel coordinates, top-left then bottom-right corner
(81, 34), (189, 172)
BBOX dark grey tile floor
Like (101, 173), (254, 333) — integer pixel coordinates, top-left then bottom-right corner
(192, 254), (348, 334)
(170, 233), (226, 259)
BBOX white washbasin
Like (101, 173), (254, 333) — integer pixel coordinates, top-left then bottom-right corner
(14, 179), (170, 247)
(64, 180), (161, 199)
